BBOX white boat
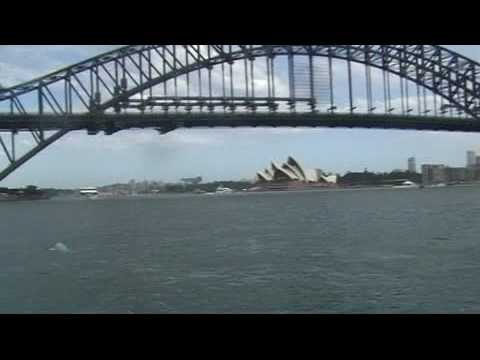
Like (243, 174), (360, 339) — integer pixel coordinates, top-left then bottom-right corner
(392, 181), (419, 189)
(429, 183), (447, 188)
(204, 186), (234, 195)
(215, 185), (233, 194)
(79, 187), (99, 199)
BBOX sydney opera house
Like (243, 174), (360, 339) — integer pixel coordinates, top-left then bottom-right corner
(252, 156), (337, 191)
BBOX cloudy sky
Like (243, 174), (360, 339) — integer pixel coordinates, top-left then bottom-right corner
(1, 45), (480, 188)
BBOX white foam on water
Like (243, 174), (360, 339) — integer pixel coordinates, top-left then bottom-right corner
(49, 242), (71, 253)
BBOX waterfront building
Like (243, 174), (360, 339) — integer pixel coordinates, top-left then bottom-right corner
(467, 151), (476, 168)
(408, 157), (417, 173)
(420, 164), (480, 184)
(470, 167), (480, 182)
(445, 167), (467, 183)
(181, 177), (202, 185)
(128, 179), (136, 193)
(422, 165), (447, 185)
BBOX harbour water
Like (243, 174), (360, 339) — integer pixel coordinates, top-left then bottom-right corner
(1, 186), (480, 313)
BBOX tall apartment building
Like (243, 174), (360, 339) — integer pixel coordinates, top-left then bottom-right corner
(408, 157), (417, 173)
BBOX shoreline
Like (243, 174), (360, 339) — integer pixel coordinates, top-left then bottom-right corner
(4, 182), (480, 203)
(46, 182), (480, 201)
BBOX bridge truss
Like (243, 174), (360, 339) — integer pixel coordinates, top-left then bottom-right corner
(1, 45), (480, 181)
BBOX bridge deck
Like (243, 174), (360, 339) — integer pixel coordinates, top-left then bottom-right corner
(0, 113), (479, 133)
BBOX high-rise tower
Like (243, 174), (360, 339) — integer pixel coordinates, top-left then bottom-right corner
(408, 157), (417, 173)
(467, 151), (476, 168)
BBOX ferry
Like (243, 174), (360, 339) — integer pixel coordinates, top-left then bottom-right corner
(79, 187), (99, 199)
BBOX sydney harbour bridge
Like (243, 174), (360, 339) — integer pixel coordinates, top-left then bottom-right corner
(1, 45), (480, 181)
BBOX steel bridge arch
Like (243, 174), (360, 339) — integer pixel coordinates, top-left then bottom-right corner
(1, 45), (480, 182)
(2, 45), (480, 118)
(99, 45), (480, 118)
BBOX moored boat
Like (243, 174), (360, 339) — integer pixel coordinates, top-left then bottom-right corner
(0, 186), (51, 201)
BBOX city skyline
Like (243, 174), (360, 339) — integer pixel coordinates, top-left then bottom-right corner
(8, 148), (478, 189)
(94, 152), (473, 188)
(1, 45), (480, 188)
